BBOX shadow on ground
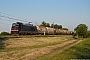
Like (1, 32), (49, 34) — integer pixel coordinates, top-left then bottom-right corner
(72, 43), (90, 59)
(0, 38), (8, 49)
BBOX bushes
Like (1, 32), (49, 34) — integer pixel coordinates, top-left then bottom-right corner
(87, 31), (90, 38)
(0, 31), (10, 35)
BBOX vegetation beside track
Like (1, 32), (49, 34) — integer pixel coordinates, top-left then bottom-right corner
(0, 35), (74, 60)
(1, 35), (90, 60)
(36, 38), (90, 60)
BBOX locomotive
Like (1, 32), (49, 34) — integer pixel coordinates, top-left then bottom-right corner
(11, 22), (74, 35)
(11, 22), (37, 35)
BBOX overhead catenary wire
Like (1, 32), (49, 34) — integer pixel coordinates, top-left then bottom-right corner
(0, 12), (37, 26)
(0, 15), (28, 22)
(0, 12), (23, 19)
(0, 18), (16, 22)
(0, 22), (11, 25)
(0, 18), (12, 25)
(0, 12), (30, 22)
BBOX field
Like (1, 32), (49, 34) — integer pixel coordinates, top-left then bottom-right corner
(0, 35), (89, 60)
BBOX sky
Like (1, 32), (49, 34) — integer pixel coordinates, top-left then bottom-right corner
(0, 0), (90, 32)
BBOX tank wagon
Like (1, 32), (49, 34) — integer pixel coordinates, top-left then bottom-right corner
(11, 22), (74, 35)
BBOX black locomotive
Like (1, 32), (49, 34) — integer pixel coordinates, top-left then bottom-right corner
(11, 22), (37, 35)
(11, 22), (74, 35)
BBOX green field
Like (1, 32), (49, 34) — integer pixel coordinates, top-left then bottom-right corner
(0, 35), (90, 60)
(36, 38), (90, 60)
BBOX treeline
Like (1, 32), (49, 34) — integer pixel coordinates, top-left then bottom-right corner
(40, 21), (68, 30)
(0, 31), (10, 35)
(40, 21), (90, 38)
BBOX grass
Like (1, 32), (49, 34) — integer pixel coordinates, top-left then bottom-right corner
(0, 35), (73, 48)
(0, 38), (8, 49)
(0, 40), (66, 52)
(0, 35), (74, 60)
(36, 38), (90, 60)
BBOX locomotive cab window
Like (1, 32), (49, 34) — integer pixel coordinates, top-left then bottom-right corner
(11, 23), (19, 30)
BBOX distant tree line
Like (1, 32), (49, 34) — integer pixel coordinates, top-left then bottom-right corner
(40, 21), (68, 30)
(40, 21), (90, 38)
(0, 31), (10, 35)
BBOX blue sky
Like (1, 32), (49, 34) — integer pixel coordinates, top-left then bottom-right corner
(0, 0), (90, 32)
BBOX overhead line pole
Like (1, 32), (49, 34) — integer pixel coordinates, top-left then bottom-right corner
(53, 21), (54, 35)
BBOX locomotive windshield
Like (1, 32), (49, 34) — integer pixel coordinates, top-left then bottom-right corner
(11, 23), (19, 30)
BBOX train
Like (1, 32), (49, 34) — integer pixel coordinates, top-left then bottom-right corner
(11, 22), (74, 35)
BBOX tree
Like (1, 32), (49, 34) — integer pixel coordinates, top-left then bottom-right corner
(0, 31), (10, 35)
(40, 21), (46, 26)
(87, 31), (90, 38)
(51, 24), (54, 28)
(74, 24), (88, 38)
(51, 24), (62, 29)
(46, 23), (50, 27)
(62, 28), (68, 30)
(40, 21), (50, 27)
(54, 24), (58, 29)
(40, 21), (62, 29)
(58, 25), (62, 29)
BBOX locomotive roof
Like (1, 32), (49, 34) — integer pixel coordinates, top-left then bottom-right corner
(16, 22), (34, 26)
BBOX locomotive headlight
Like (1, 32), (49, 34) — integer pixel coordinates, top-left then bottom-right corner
(12, 24), (16, 26)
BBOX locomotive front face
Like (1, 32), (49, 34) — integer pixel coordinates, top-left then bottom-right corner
(11, 23), (19, 34)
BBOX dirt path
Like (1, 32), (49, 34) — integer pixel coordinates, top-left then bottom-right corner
(20, 40), (82, 60)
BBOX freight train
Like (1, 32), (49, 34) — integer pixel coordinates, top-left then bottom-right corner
(11, 22), (74, 35)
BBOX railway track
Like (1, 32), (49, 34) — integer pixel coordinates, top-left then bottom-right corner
(0, 35), (72, 38)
